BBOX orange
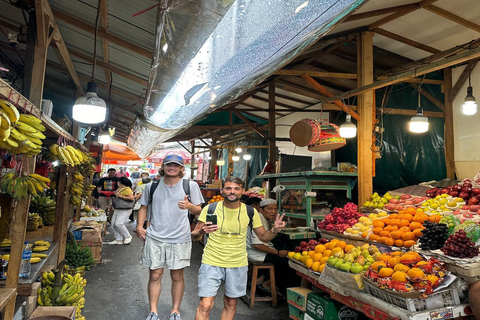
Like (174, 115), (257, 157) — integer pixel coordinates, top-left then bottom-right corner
(373, 220), (385, 228)
(305, 259), (314, 268)
(327, 240), (338, 250)
(398, 219), (410, 227)
(392, 271), (408, 282)
(331, 247), (344, 256)
(368, 234), (380, 242)
(361, 232), (369, 239)
(384, 238), (395, 246)
(394, 239), (404, 247)
(312, 253), (323, 262)
(335, 241), (347, 249)
(402, 232), (415, 241)
(407, 268), (425, 279)
(394, 263), (410, 273)
(322, 250), (332, 257)
(311, 262), (321, 272)
(379, 236), (389, 244)
(403, 214), (413, 222)
(413, 229), (423, 238)
(390, 251), (403, 256)
(409, 222), (423, 230)
(320, 257), (329, 265)
(390, 231), (403, 239)
(344, 244), (355, 253)
(315, 244), (326, 253)
(389, 214), (398, 219)
(387, 257), (400, 267)
(405, 207), (416, 215)
(403, 240), (416, 248)
(426, 274), (439, 285)
(372, 227), (383, 235)
(399, 226), (411, 233)
(378, 267), (394, 278)
(318, 264), (326, 273)
(377, 254), (391, 262)
(371, 261), (386, 272)
(380, 230), (391, 238)
(384, 225), (398, 232)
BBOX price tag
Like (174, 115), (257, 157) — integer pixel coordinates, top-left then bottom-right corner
(430, 307), (454, 320)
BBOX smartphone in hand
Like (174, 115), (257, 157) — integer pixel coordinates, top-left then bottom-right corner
(206, 213), (217, 225)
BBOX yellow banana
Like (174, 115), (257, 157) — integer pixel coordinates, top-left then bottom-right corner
(25, 178), (38, 196)
(49, 144), (59, 156)
(15, 121), (40, 134)
(65, 146), (80, 164)
(9, 128), (27, 142)
(23, 129), (46, 140)
(0, 110), (11, 130)
(22, 139), (40, 150)
(0, 100), (20, 123)
(19, 114), (45, 131)
(0, 127), (10, 141)
(60, 147), (74, 165)
(30, 257), (41, 263)
(29, 173), (51, 183)
(27, 136), (42, 145)
(5, 137), (18, 148)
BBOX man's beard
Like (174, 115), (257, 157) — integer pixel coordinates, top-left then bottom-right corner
(223, 193), (239, 202)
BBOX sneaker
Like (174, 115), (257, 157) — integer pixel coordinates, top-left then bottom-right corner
(145, 312), (158, 320)
(169, 313), (181, 320)
(123, 235), (133, 245)
(104, 240), (123, 245)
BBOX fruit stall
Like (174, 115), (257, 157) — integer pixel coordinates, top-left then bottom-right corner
(285, 189), (480, 320)
(0, 78), (97, 320)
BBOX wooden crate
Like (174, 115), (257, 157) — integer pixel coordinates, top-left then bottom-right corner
(79, 241), (102, 264)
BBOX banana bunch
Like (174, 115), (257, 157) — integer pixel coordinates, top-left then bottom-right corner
(70, 181), (84, 206)
(27, 213), (43, 231)
(0, 100), (46, 155)
(0, 172), (50, 200)
(78, 157), (96, 177)
(64, 264), (86, 276)
(65, 241), (95, 269)
(30, 195), (56, 225)
(38, 272), (86, 307)
(49, 144), (90, 166)
(33, 240), (51, 252)
(81, 184), (96, 198)
(0, 238), (11, 247)
(1, 254), (41, 263)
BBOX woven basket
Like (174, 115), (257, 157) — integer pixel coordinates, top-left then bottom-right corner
(307, 123), (346, 152)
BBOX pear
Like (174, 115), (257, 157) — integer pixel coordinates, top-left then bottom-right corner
(339, 262), (352, 272)
(343, 254), (355, 264)
(352, 248), (360, 259)
(350, 263), (364, 274)
(334, 251), (345, 259)
(367, 256), (375, 264)
(335, 260), (344, 269)
(361, 250), (370, 258)
(360, 243), (370, 251)
(328, 257), (338, 266)
(368, 246), (380, 255)
(373, 252), (381, 259)
(356, 255), (365, 266)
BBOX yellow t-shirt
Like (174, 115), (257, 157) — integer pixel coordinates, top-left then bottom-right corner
(198, 202), (262, 268)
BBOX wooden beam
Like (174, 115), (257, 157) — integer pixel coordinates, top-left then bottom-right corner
(268, 83), (276, 167)
(372, 28), (440, 54)
(233, 110), (266, 138)
(424, 5), (480, 33)
(375, 76), (444, 85)
(380, 108), (444, 118)
(68, 48), (148, 86)
(52, 9), (152, 59)
(357, 31), (375, 205)
(301, 75), (360, 120)
(252, 94), (302, 110)
(100, 0), (111, 87)
(234, 102), (284, 117)
(259, 89), (312, 105)
(273, 70), (357, 79)
(444, 68), (455, 179)
(324, 44), (480, 103)
(368, 0), (438, 30)
(345, 3), (418, 22)
(408, 84), (445, 112)
(450, 59), (478, 102)
(276, 80), (325, 99)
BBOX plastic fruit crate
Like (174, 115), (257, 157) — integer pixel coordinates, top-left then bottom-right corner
(363, 279), (460, 312)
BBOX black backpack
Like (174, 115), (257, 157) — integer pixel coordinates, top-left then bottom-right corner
(206, 202), (255, 227)
(149, 179), (190, 205)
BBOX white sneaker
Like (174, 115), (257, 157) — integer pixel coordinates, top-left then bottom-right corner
(123, 235), (133, 245)
(104, 240), (123, 245)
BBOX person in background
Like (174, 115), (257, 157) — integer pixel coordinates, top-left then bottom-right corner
(97, 168), (118, 213)
(116, 167), (127, 178)
(134, 171), (150, 192)
(130, 176), (152, 222)
(91, 173), (100, 207)
(240, 194), (249, 203)
(246, 198), (300, 296)
(245, 197), (262, 212)
(191, 177), (286, 320)
(105, 177), (135, 245)
(470, 281), (480, 320)
(136, 155), (204, 320)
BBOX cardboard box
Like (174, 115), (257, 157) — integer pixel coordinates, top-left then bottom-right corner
(213, 180), (223, 185)
(79, 242), (102, 264)
(206, 184), (221, 190)
(26, 295), (37, 318)
(289, 303), (305, 320)
(287, 287), (313, 311)
(305, 292), (361, 320)
(73, 227), (102, 243)
(29, 306), (76, 319)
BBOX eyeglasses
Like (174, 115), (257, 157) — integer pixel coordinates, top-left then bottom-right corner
(220, 205), (241, 235)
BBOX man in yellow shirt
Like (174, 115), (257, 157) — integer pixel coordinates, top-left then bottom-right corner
(191, 176), (285, 320)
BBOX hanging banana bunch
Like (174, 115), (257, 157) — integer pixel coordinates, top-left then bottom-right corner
(49, 144), (91, 166)
(70, 171), (84, 206)
(0, 172), (51, 200)
(0, 100), (46, 156)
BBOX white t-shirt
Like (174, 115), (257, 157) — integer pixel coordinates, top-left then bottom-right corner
(246, 213), (275, 263)
(139, 179), (204, 243)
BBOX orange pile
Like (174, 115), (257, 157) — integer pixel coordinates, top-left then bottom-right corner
(363, 208), (440, 248)
(207, 195), (224, 204)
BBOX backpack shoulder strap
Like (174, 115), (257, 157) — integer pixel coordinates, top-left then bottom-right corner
(207, 202), (218, 215)
(245, 204), (254, 227)
(149, 179), (160, 204)
(182, 179), (191, 201)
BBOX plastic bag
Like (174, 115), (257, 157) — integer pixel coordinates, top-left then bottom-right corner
(453, 221), (480, 241)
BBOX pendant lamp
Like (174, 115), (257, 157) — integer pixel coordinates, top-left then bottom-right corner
(462, 61), (477, 115)
(409, 91), (429, 133)
(339, 114), (357, 138)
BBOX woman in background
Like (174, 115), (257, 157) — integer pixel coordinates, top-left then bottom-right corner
(105, 177), (134, 245)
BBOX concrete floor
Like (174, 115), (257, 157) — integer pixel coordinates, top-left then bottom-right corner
(82, 222), (289, 320)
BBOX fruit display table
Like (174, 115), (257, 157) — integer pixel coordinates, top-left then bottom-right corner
(288, 260), (472, 320)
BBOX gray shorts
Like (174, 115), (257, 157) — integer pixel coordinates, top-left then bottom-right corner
(141, 237), (191, 270)
(198, 263), (248, 298)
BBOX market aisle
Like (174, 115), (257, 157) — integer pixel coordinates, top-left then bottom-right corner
(82, 222), (289, 320)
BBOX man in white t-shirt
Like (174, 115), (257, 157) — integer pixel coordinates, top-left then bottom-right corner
(136, 155), (204, 320)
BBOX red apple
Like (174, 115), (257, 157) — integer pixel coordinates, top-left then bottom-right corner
(454, 209), (462, 215)
(469, 205), (480, 212)
(394, 204), (404, 211)
(426, 189), (436, 198)
(401, 194), (412, 200)
(446, 185), (454, 191)
(459, 192), (470, 200)
(389, 199), (399, 204)
(441, 188), (450, 194)
(461, 187), (472, 194)
(319, 238), (329, 244)
(404, 200), (414, 206)
(295, 246), (302, 253)
(386, 204), (396, 211)
(468, 198), (480, 205)
(472, 188), (480, 196)
(463, 182), (473, 189)
(449, 191), (459, 197)
(413, 198), (423, 205)
(453, 185), (462, 191)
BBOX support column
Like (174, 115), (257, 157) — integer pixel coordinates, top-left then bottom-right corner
(209, 142), (217, 182)
(268, 82), (276, 169)
(190, 141), (196, 179)
(228, 144), (234, 176)
(357, 32), (375, 204)
(443, 68), (455, 179)
(53, 165), (74, 262)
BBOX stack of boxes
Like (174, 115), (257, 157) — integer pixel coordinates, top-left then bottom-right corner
(206, 180), (223, 190)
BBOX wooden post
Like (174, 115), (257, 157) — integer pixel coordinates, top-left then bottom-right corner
(209, 141), (217, 182)
(357, 32), (375, 204)
(190, 141), (196, 179)
(53, 165), (74, 262)
(228, 144), (234, 176)
(268, 82), (276, 168)
(443, 68), (455, 179)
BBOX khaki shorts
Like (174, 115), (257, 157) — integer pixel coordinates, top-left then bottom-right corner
(198, 264), (248, 298)
(141, 237), (191, 270)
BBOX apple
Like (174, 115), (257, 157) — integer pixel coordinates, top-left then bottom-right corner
(389, 199), (399, 204)
(459, 192), (470, 200)
(394, 204), (404, 211)
(446, 185), (454, 191)
(300, 241), (308, 248)
(404, 200), (414, 206)
(295, 246), (302, 253)
(386, 204), (396, 211)
(462, 187), (472, 194)
(453, 185), (462, 191)
(421, 196), (430, 201)
(449, 191), (459, 197)
(413, 198), (423, 205)
(472, 188), (480, 196)
(469, 205), (480, 212)
(319, 238), (329, 244)
(454, 209), (462, 215)
(468, 198), (480, 205)
(441, 188), (450, 194)
(401, 194), (413, 200)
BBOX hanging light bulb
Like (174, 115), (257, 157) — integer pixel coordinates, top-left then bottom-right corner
(339, 114), (357, 138)
(409, 90), (429, 133)
(243, 153), (252, 161)
(232, 154), (240, 161)
(235, 147), (243, 153)
(72, 82), (107, 124)
(99, 132), (111, 144)
(216, 159), (225, 166)
(463, 62), (477, 115)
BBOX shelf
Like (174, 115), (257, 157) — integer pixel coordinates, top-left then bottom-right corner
(257, 171), (358, 179)
(0, 287), (16, 311)
(288, 261), (471, 320)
